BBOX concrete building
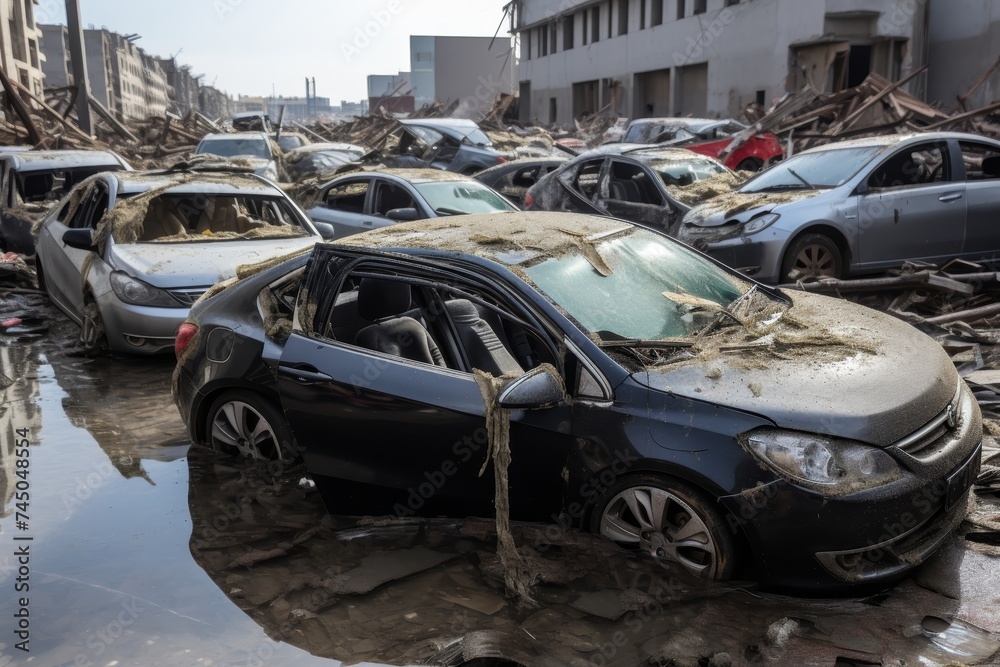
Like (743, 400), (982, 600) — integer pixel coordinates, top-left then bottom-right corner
(926, 0), (1000, 109)
(39, 23), (70, 88)
(511, 0), (930, 125)
(0, 0), (45, 97)
(369, 35), (515, 117)
(199, 85), (232, 120)
(156, 57), (202, 115)
(140, 52), (170, 118)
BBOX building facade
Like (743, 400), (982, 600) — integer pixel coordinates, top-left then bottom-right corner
(926, 0), (1000, 109)
(140, 52), (170, 117)
(0, 0), (45, 97)
(156, 57), (202, 116)
(512, 0), (929, 125)
(199, 85), (232, 120)
(38, 23), (70, 88)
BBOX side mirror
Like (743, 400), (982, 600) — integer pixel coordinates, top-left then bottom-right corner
(312, 221), (336, 240)
(497, 367), (564, 410)
(62, 228), (96, 252)
(387, 207), (420, 222)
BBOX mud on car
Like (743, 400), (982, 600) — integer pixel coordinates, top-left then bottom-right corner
(173, 212), (982, 590)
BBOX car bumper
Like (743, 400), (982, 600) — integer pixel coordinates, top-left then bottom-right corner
(676, 227), (787, 284)
(721, 441), (982, 590)
(96, 292), (188, 355)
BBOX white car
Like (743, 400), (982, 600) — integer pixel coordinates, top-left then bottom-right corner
(35, 168), (331, 355)
(195, 132), (280, 182)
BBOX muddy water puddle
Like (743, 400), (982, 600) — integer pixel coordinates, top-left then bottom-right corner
(1, 304), (999, 666)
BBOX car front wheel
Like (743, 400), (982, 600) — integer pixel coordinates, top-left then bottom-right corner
(206, 390), (297, 463)
(781, 233), (843, 282)
(591, 473), (736, 580)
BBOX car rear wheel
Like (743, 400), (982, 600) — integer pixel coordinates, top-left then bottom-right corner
(781, 233), (843, 282)
(206, 391), (296, 463)
(80, 299), (108, 356)
(591, 473), (736, 580)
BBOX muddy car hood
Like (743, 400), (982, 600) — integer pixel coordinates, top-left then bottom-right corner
(109, 237), (318, 289)
(682, 189), (823, 227)
(636, 292), (956, 446)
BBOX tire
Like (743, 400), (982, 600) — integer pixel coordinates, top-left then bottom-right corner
(590, 473), (736, 580)
(205, 390), (297, 463)
(735, 157), (764, 172)
(80, 299), (108, 356)
(781, 233), (843, 282)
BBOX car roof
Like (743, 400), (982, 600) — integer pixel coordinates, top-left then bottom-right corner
(797, 131), (1000, 155)
(200, 132), (270, 142)
(332, 168), (475, 185)
(628, 117), (740, 130)
(5, 150), (125, 172)
(110, 170), (281, 196)
(334, 211), (632, 266)
(575, 143), (712, 161)
(400, 118), (480, 129)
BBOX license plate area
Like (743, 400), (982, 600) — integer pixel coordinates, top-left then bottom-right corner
(945, 443), (982, 511)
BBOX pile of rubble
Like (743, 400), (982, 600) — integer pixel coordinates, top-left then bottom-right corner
(731, 59), (1000, 158)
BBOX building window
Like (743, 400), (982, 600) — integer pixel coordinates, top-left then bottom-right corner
(608, 0), (613, 38)
(640, 0), (646, 28)
(563, 15), (574, 50)
(694, 0), (706, 14)
(582, 10), (588, 45)
(549, 97), (557, 124)
(550, 22), (558, 54)
(539, 25), (548, 56)
(618, 0), (628, 35)
(725, 0), (741, 5)
(592, 6), (601, 42)
(652, 0), (664, 25)
(22, 0), (32, 28)
(524, 30), (531, 60)
(677, 0), (686, 19)
(756, 90), (766, 105)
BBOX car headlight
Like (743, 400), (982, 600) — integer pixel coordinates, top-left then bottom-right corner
(743, 212), (779, 235)
(110, 271), (182, 308)
(741, 429), (901, 495)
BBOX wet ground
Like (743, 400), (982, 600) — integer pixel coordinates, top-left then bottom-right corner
(1, 290), (1000, 667)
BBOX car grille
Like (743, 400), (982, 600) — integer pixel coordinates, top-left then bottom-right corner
(168, 288), (208, 307)
(892, 384), (965, 461)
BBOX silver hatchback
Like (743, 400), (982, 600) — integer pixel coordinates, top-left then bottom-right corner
(679, 132), (1000, 283)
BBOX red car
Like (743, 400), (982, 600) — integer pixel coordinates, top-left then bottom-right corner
(622, 117), (783, 172)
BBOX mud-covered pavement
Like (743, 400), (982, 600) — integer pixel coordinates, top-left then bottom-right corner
(2, 292), (1000, 666)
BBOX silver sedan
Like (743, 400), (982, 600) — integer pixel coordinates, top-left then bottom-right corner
(679, 132), (1000, 283)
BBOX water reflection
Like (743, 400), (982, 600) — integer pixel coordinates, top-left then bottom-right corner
(187, 444), (1000, 666)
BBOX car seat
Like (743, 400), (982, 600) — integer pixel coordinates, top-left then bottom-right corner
(139, 197), (187, 241)
(445, 299), (523, 376)
(354, 278), (446, 367)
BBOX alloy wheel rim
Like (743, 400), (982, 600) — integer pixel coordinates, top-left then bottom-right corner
(211, 401), (284, 462)
(793, 244), (837, 279)
(599, 486), (718, 578)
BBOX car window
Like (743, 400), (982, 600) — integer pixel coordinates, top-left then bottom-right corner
(959, 141), (1000, 181)
(413, 181), (516, 216)
(66, 186), (96, 229)
(561, 158), (603, 199)
(136, 193), (309, 242)
(324, 179), (370, 214)
(603, 160), (664, 206)
(373, 180), (417, 216)
(524, 227), (749, 340)
(868, 141), (950, 190)
(197, 138), (270, 160)
(742, 146), (883, 192)
(512, 167), (541, 187)
(317, 264), (557, 377)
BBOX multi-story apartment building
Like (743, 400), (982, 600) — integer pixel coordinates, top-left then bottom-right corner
(199, 85), (232, 120)
(0, 0), (45, 97)
(511, 0), (929, 124)
(140, 52), (170, 118)
(156, 57), (203, 116)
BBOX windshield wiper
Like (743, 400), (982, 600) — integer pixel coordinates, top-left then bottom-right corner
(786, 167), (816, 190)
(434, 207), (466, 216)
(595, 338), (693, 349)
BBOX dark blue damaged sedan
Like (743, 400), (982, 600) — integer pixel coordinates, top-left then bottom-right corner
(172, 211), (982, 590)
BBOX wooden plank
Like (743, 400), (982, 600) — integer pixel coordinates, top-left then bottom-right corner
(925, 99), (1000, 130)
(958, 55), (1000, 111)
(8, 76), (95, 143)
(826, 66), (928, 135)
(0, 66), (41, 144)
(88, 95), (139, 142)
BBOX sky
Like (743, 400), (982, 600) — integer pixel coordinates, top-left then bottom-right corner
(38, 0), (514, 101)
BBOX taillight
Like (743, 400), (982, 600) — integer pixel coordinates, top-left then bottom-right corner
(524, 193), (534, 209)
(175, 322), (198, 357)
(497, 156), (507, 164)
